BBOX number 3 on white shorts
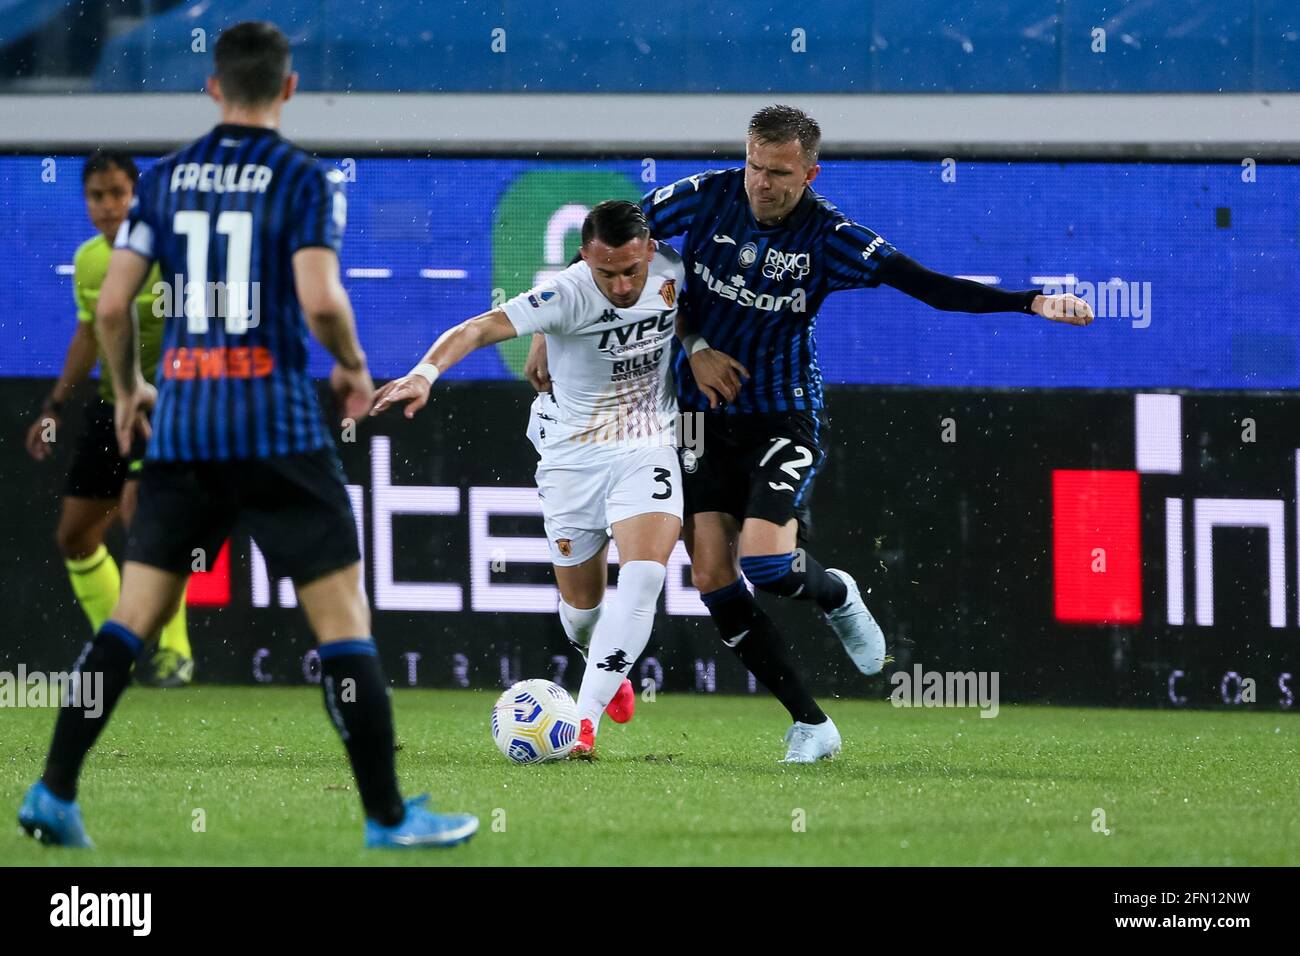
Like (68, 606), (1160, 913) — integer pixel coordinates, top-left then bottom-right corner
(651, 466), (673, 500)
(760, 437), (813, 493)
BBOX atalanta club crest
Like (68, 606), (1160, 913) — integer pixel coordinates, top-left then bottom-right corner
(660, 279), (676, 308)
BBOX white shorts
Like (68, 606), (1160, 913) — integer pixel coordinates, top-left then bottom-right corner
(535, 443), (684, 566)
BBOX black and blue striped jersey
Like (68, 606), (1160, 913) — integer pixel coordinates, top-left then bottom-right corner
(642, 167), (896, 413)
(115, 123), (344, 461)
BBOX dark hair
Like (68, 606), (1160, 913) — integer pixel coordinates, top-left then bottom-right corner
(581, 200), (650, 248)
(82, 149), (139, 186)
(748, 104), (822, 166)
(214, 21), (291, 107)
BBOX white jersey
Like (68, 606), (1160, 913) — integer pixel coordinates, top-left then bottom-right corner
(502, 245), (685, 450)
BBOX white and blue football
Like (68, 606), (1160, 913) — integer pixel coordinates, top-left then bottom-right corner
(491, 679), (580, 763)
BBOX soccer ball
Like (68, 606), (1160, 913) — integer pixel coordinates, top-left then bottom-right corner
(491, 679), (580, 763)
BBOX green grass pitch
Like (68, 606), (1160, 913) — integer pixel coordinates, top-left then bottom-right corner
(3, 687), (1298, 866)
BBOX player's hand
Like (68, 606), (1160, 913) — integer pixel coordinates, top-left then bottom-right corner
(688, 348), (750, 409)
(524, 333), (551, 392)
(113, 383), (155, 458)
(25, 411), (60, 461)
(330, 362), (376, 423)
(369, 374), (431, 419)
(1033, 293), (1093, 327)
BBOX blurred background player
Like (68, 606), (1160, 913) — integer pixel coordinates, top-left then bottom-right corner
(23, 150), (193, 687)
(372, 200), (685, 757)
(635, 104), (1093, 762)
(18, 20), (477, 850)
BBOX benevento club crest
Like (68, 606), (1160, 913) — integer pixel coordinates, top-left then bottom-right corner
(660, 278), (676, 308)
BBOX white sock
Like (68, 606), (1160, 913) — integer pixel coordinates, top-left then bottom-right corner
(558, 597), (603, 658)
(576, 560), (665, 729)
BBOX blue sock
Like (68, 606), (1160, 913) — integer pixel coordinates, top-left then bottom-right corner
(740, 552), (847, 613)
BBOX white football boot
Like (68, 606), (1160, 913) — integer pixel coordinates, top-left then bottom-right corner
(822, 569), (887, 676)
(779, 717), (842, 764)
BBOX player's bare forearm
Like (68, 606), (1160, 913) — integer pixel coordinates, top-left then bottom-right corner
(371, 310), (518, 418)
(95, 249), (152, 398)
(306, 305), (367, 371)
(292, 247), (366, 369)
(26, 322), (101, 459)
(95, 299), (139, 401)
(523, 333), (550, 391)
(418, 318), (484, 375)
(50, 322), (99, 405)
(421, 309), (518, 376)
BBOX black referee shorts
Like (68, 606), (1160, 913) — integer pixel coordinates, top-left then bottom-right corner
(126, 449), (360, 585)
(679, 409), (829, 541)
(63, 397), (147, 500)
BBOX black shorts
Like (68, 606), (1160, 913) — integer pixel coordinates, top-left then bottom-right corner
(126, 449), (360, 585)
(63, 398), (147, 500)
(680, 410), (829, 539)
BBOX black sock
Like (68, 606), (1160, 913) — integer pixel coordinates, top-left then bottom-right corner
(740, 551), (848, 612)
(42, 621), (140, 801)
(319, 639), (404, 826)
(699, 580), (826, 725)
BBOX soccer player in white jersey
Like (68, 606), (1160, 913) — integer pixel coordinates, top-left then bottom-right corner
(371, 201), (686, 756)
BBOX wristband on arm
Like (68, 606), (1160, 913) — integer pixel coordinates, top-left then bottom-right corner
(680, 334), (712, 355)
(411, 363), (440, 386)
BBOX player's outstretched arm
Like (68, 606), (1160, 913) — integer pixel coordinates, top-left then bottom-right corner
(370, 309), (519, 419)
(25, 322), (98, 461)
(95, 248), (155, 456)
(878, 253), (1093, 326)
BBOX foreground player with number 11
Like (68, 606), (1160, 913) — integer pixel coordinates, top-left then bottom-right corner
(372, 201), (699, 756)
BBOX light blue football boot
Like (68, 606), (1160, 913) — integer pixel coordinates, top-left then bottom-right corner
(364, 794), (478, 849)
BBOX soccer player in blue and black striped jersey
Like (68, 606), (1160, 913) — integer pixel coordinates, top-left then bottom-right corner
(19, 21), (477, 850)
(642, 105), (1092, 762)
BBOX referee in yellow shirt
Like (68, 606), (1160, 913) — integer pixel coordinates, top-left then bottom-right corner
(24, 150), (193, 686)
